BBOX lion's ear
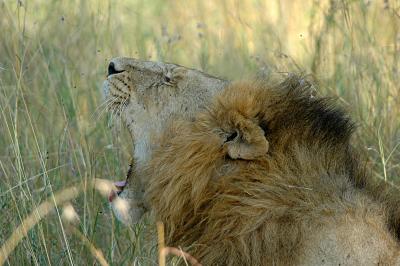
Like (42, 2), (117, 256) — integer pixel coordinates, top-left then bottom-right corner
(223, 118), (269, 160)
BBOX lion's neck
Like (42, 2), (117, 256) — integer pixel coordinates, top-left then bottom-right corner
(134, 137), (151, 168)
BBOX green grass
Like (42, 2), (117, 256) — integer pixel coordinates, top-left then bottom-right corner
(0, 0), (399, 264)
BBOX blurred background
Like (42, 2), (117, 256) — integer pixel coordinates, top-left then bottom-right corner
(1, 0), (399, 264)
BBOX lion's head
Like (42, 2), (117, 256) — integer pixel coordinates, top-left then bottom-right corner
(103, 57), (227, 224)
(103, 57), (227, 165)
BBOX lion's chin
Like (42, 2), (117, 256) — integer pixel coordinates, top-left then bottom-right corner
(109, 189), (147, 225)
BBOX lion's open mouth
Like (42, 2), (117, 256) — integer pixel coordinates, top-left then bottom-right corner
(108, 160), (135, 202)
(108, 180), (126, 202)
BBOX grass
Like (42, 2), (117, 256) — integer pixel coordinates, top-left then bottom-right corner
(0, 0), (399, 264)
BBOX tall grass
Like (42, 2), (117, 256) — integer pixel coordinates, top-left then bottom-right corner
(0, 0), (399, 264)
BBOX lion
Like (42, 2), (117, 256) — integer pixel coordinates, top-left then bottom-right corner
(142, 80), (400, 265)
(103, 58), (400, 264)
(103, 57), (227, 224)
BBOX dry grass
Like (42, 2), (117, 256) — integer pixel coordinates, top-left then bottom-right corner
(0, 0), (399, 264)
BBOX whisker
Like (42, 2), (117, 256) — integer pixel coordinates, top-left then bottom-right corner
(117, 98), (128, 116)
(95, 100), (114, 122)
(91, 98), (114, 120)
(108, 102), (121, 128)
(116, 97), (129, 126)
(95, 97), (122, 122)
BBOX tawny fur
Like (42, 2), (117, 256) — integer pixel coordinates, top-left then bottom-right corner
(103, 57), (227, 223)
(144, 78), (400, 265)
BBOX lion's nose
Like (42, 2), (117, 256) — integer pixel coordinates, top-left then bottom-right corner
(108, 62), (125, 76)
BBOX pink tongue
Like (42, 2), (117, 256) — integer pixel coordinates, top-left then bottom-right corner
(114, 180), (127, 189)
(108, 180), (127, 202)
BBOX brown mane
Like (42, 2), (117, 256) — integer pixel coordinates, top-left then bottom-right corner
(144, 77), (400, 265)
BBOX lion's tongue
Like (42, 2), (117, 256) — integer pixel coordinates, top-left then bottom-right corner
(114, 180), (127, 189)
(108, 180), (127, 202)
